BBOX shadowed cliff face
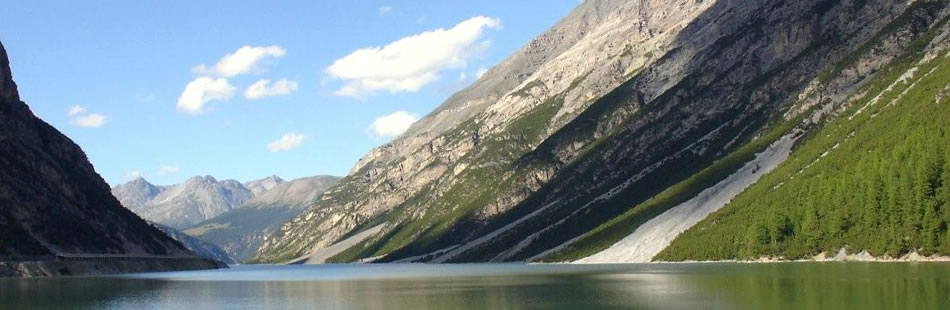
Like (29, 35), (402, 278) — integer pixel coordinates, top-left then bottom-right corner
(0, 41), (192, 258)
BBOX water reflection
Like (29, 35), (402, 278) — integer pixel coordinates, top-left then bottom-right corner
(1, 263), (948, 309)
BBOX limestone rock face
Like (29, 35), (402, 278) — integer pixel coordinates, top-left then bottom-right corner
(0, 41), (195, 262)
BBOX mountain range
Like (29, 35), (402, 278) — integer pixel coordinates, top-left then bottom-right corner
(113, 175), (340, 262)
(186, 176), (340, 261)
(113, 176), (255, 229)
(255, 0), (950, 264)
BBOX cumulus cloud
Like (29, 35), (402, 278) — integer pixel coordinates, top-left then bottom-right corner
(193, 45), (287, 78)
(245, 79), (299, 99)
(326, 16), (501, 98)
(177, 77), (236, 114)
(67, 105), (107, 128)
(378, 6), (393, 16)
(369, 111), (419, 138)
(156, 165), (180, 177)
(268, 132), (305, 152)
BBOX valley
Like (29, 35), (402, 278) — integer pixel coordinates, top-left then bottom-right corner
(2, 0), (949, 289)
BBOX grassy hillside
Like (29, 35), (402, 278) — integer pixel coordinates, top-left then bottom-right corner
(658, 21), (950, 261)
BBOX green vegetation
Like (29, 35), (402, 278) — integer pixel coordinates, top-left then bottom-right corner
(184, 223), (231, 236)
(658, 29), (950, 261)
(504, 96), (565, 144)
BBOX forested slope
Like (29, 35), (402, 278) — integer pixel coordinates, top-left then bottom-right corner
(658, 16), (950, 261)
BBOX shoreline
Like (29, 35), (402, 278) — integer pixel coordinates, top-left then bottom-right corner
(571, 249), (950, 265)
(0, 258), (227, 278)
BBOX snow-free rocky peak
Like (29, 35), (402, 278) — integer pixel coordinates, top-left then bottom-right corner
(245, 175), (285, 196)
(113, 175), (254, 229)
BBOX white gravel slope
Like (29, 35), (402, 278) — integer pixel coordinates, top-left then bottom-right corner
(577, 133), (798, 263)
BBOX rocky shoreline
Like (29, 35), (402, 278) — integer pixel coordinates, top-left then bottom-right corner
(650, 249), (950, 264)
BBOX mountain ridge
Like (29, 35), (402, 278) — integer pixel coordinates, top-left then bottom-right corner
(257, 0), (949, 265)
(113, 175), (255, 229)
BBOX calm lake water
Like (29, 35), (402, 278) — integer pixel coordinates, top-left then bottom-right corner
(2, 263), (949, 309)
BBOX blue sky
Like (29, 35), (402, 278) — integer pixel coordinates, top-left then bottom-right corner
(0, 1), (578, 186)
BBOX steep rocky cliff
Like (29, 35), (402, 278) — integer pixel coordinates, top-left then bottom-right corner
(257, 0), (949, 263)
(0, 40), (221, 276)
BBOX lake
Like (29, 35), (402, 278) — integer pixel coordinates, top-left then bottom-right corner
(1, 263), (948, 309)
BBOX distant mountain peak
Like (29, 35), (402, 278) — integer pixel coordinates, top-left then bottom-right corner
(186, 175), (218, 183)
(112, 174), (254, 229)
(244, 175), (286, 196)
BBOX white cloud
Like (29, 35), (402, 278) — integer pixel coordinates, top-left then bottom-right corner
(67, 105), (87, 116)
(268, 132), (305, 152)
(177, 77), (236, 114)
(193, 45), (286, 78)
(476, 67), (489, 79)
(71, 114), (108, 128)
(156, 165), (180, 177)
(67, 105), (107, 128)
(378, 6), (393, 16)
(369, 111), (419, 138)
(326, 16), (502, 98)
(245, 79), (299, 99)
